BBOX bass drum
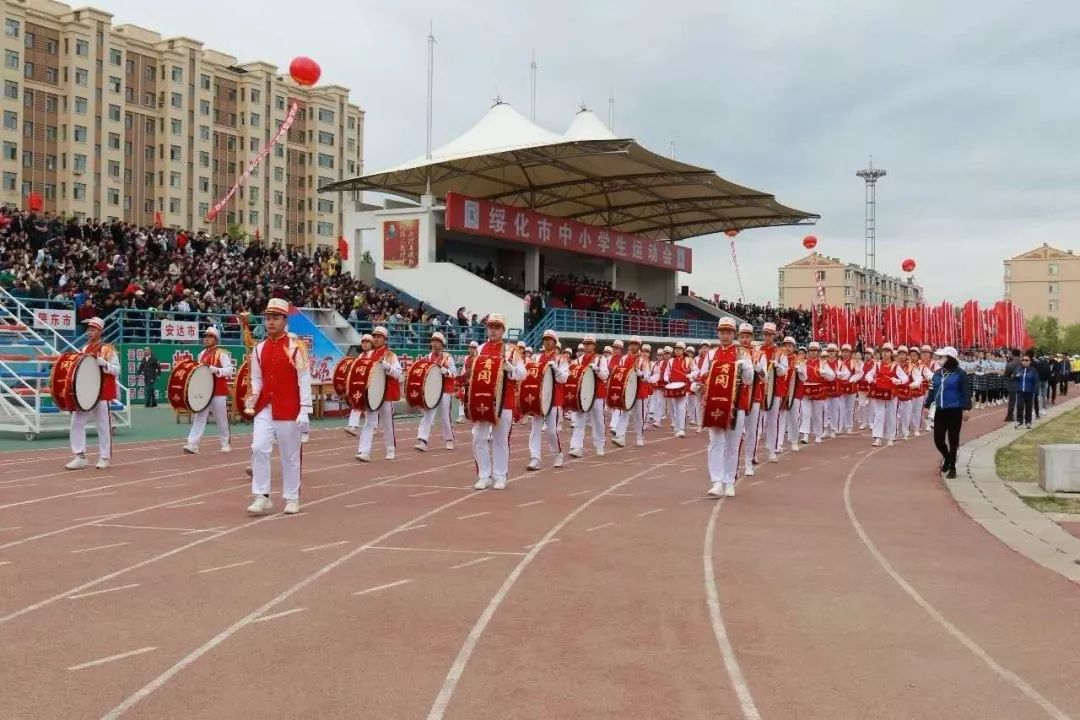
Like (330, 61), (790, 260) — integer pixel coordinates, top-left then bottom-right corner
(405, 359), (443, 410)
(519, 361), (554, 417)
(332, 356), (358, 398)
(167, 359), (214, 413)
(233, 359), (253, 419)
(565, 363), (596, 413)
(345, 357), (387, 412)
(762, 364), (777, 411)
(702, 359), (741, 430)
(50, 352), (102, 412)
(606, 364), (638, 411)
(784, 369), (799, 411)
(465, 355), (506, 423)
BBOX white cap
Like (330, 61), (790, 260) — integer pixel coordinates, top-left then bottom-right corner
(628, 336), (642, 345)
(612, 339), (624, 348)
(762, 322), (777, 334)
(826, 343), (838, 351)
(372, 325), (388, 338)
(469, 340), (479, 348)
(882, 342), (895, 351)
(430, 332), (446, 344)
(675, 341), (686, 350)
(583, 335), (597, 344)
(516, 341), (526, 348)
(935, 346), (959, 360)
(642, 343), (652, 350)
(204, 327), (220, 339)
(577, 343), (585, 350)
(808, 341), (821, 350)
(738, 323), (754, 334)
(920, 344), (932, 352)
(717, 317), (736, 331)
(841, 343), (852, 351)
(360, 333), (374, 343)
(485, 313), (506, 328)
(663, 346), (674, 354)
(897, 345), (909, 353)
(84, 316), (104, 330)
(542, 329), (559, 342)
(783, 336), (796, 345)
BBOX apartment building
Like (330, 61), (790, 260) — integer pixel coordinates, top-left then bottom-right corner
(0, 0), (364, 248)
(778, 252), (924, 308)
(1003, 243), (1080, 326)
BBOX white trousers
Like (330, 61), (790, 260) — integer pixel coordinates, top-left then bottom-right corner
(70, 400), (112, 459)
(649, 390), (665, 423)
(707, 410), (745, 486)
(609, 407), (621, 431)
(251, 406), (301, 501)
(799, 398), (826, 439)
(855, 394), (870, 427)
(473, 408), (513, 480)
(457, 397), (466, 420)
(359, 403), (395, 455)
(744, 404), (762, 463)
(786, 400), (802, 449)
(838, 394), (855, 432)
(528, 407), (561, 460)
(897, 399), (914, 438)
(571, 399), (606, 451)
(616, 399), (646, 442)
(687, 393), (702, 428)
(770, 407), (788, 454)
(870, 397), (898, 441)
(826, 397), (841, 433)
(347, 408), (364, 429)
(670, 395), (688, 434)
(187, 395), (230, 448)
(418, 395), (453, 443)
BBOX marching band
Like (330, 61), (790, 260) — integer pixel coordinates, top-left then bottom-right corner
(63, 306), (957, 514)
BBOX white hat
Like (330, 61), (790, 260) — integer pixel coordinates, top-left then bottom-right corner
(360, 333), (374, 343)
(577, 343), (585, 350)
(675, 341), (686, 349)
(686, 346), (696, 352)
(583, 335), (597, 344)
(204, 327), (220, 339)
(84, 316), (104, 330)
(935, 346), (959, 360)
(882, 342), (895, 351)
(516, 340), (526, 348)
(897, 345), (909, 353)
(920, 344), (932, 352)
(485, 313), (506, 328)
(717, 317), (736, 331)
(663, 346), (673, 354)
(826, 343), (838, 351)
(603, 345), (613, 353)
(808, 341), (821, 350)
(431, 332), (446, 344)
(841, 343), (852, 351)
(542, 329), (559, 342)
(372, 325), (388, 338)
(264, 298), (290, 316)
(526, 346), (533, 353)
(612, 339), (624, 348)
(738, 323), (754, 334)
(642, 343), (652, 350)
(628, 335), (642, 345)
(469, 340), (479, 348)
(783, 336), (796, 345)
(762, 322), (777, 334)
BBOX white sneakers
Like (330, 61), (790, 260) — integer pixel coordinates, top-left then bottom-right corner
(445, 441), (454, 451)
(345, 426), (359, 437)
(887, 440), (895, 447)
(724, 484), (735, 498)
(708, 482), (724, 498)
(65, 456), (88, 470)
(872, 438), (882, 447)
(768, 453), (779, 463)
(95, 459), (109, 470)
(414, 440), (428, 452)
(744, 465), (756, 477)
(612, 436), (626, 448)
(355, 452), (371, 463)
(675, 430), (686, 438)
(526, 457), (541, 471)
(569, 448), (583, 459)
(283, 499), (301, 515)
(221, 444), (232, 453)
(493, 476), (507, 490)
(474, 477), (492, 490)
(183, 444), (198, 455)
(636, 437), (645, 447)
(385, 449), (396, 461)
(247, 496), (273, 514)
(596, 447), (606, 457)
(553, 453), (565, 468)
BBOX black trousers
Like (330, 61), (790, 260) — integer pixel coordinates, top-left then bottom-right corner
(144, 386), (157, 407)
(1005, 390), (1018, 421)
(1019, 391), (1035, 425)
(933, 407), (963, 469)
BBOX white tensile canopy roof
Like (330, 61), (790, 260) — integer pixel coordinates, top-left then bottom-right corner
(321, 102), (818, 241)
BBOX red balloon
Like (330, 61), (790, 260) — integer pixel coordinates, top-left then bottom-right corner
(289, 56), (321, 87)
(902, 258), (916, 273)
(724, 229), (739, 238)
(802, 235), (818, 250)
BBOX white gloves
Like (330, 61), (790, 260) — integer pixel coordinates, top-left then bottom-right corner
(96, 357), (107, 368)
(690, 381), (702, 394)
(296, 411), (310, 442)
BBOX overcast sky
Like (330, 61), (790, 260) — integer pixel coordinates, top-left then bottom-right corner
(101, 0), (1080, 306)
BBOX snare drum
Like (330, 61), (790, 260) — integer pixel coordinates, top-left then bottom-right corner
(663, 381), (688, 398)
(607, 364), (639, 411)
(49, 352), (102, 412)
(405, 359), (443, 410)
(564, 363), (596, 413)
(345, 357), (387, 412)
(519, 361), (555, 417)
(167, 360), (215, 413)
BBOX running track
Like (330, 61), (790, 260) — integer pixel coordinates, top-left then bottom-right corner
(1, 407), (1079, 719)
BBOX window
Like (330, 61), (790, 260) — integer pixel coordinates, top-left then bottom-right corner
(166, 171), (180, 188)
(74, 125), (87, 142)
(816, 270), (826, 281)
(75, 39), (89, 57)
(275, 95), (285, 110)
(318, 131), (334, 146)
(273, 191), (283, 206)
(1003, 263), (1011, 277)
(171, 65), (182, 82)
(248, 210), (258, 225)
(4, 50), (17, 69)
(196, 176), (208, 192)
(108, 76), (121, 93)
(22, 120), (32, 138)
(74, 96), (88, 114)
(1, 142), (14, 160)
(198, 150), (209, 167)
(275, 144), (283, 158)
(23, 61), (33, 78)
(273, 167), (284, 181)
(1, 171), (15, 190)
(4, 81), (17, 100)
(199, 99), (209, 116)
(348, 116), (355, 130)
(107, 104), (120, 122)
(249, 113), (260, 127)
(1049, 263), (1059, 276)
(73, 154), (87, 172)
(317, 153), (334, 169)
(198, 125), (209, 141)
(44, 66), (57, 83)
(170, 92), (181, 109)
(317, 108), (334, 123)
(170, 119), (181, 135)
(317, 199), (334, 213)
(1049, 282), (1059, 294)
(316, 221), (333, 236)
(169, 197), (180, 213)
(200, 74), (210, 90)
(25, 33), (34, 50)
(45, 96), (57, 112)
(144, 65), (155, 80)
(109, 48), (121, 66)
(249, 137), (259, 152)
(2, 111), (15, 130)
(169, 144), (180, 161)
(21, 150), (31, 167)
(45, 125), (56, 141)
(844, 285), (854, 298)
(107, 160), (119, 178)
(106, 187), (119, 205)
(75, 68), (88, 86)
(73, 182), (86, 200)
(1049, 299), (1059, 313)
(5, 19), (18, 37)
(197, 201), (208, 217)
(107, 132), (120, 150)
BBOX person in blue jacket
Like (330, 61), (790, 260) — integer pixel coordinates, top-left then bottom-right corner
(1014, 355), (1039, 430)
(924, 347), (972, 478)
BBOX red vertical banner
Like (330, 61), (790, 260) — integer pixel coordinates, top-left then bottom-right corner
(910, 305), (925, 346)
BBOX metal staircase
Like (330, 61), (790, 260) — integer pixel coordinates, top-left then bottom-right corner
(0, 289), (131, 440)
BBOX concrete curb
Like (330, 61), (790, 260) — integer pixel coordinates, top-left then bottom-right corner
(946, 395), (1080, 584)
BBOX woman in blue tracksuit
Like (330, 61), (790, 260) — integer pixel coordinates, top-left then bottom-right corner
(1014, 355), (1039, 429)
(924, 347), (972, 478)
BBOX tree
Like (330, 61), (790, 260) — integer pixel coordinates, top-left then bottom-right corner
(1028, 315), (1062, 354)
(1063, 323), (1080, 354)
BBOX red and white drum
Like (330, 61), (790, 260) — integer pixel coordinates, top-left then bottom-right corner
(167, 359), (215, 413)
(519, 361), (555, 417)
(607, 364), (639, 411)
(761, 364), (777, 411)
(332, 356), (358, 398)
(49, 352), (102, 412)
(233, 359), (252, 417)
(783, 370), (800, 411)
(405, 359), (443, 410)
(702, 361), (741, 430)
(664, 381), (688, 398)
(345, 357), (387, 412)
(465, 355), (505, 423)
(564, 363), (596, 413)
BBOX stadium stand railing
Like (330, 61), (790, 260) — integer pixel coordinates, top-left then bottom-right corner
(520, 308), (719, 348)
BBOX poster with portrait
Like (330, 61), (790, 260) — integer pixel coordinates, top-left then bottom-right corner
(382, 218), (420, 269)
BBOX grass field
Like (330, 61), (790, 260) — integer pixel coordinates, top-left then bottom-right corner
(995, 406), (1080, 484)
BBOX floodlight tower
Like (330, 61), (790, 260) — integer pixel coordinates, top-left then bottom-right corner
(857, 157), (886, 305)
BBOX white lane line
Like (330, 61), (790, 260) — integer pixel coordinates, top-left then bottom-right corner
(301, 540), (350, 553)
(840, 454), (851, 460)
(0, 483), (37, 490)
(68, 646), (157, 672)
(585, 522), (615, 533)
(395, 524), (428, 533)
(842, 450), (1071, 720)
(78, 491), (117, 498)
(516, 500), (544, 507)
(681, 497), (705, 505)
(71, 513), (114, 522)
(346, 501), (377, 508)
(311, 483), (343, 490)
(370, 546), (526, 557)
(252, 607), (306, 624)
(748, 480), (765, 487)
(67, 584), (140, 600)
(71, 542), (130, 554)
(523, 538), (560, 550)
(92, 523), (215, 533)
(165, 501), (205, 509)
(568, 490), (592, 497)
(0, 526), (22, 532)
(637, 508), (664, 518)
(410, 490), (440, 497)
(198, 560), (254, 575)
(681, 467), (695, 473)
(450, 556), (496, 570)
(608, 492), (635, 497)
(775, 473), (790, 479)
(456, 512), (490, 521)
(0, 560), (13, 566)
(154, 484), (189, 489)
(353, 579), (413, 597)
(704, 498), (762, 720)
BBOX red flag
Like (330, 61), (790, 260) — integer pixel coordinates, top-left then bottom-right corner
(337, 235), (349, 260)
(153, 210), (163, 229)
(910, 305), (925, 346)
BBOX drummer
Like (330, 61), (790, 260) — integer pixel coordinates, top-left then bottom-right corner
(648, 346), (669, 428)
(65, 316), (120, 470)
(569, 334), (609, 459)
(527, 329), (567, 470)
(559, 346), (573, 432)
(685, 345), (700, 431)
(415, 331), (456, 453)
(744, 322), (788, 469)
(456, 341), (479, 423)
(345, 334), (374, 436)
(356, 326), (402, 462)
(613, 336), (647, 448)
(472, 313), (526, 490)
(245, 298), (312, 515)
(608, 340), (625, 436)
(182, 326), (234, 455)
(663, 342), (693, 438)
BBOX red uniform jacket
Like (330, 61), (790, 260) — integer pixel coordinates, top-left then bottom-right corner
(253, 335), (300, 420)
(370, 345), (401, 402)
(479, 340), (518, 410)
(199, 347), (230, 397)
(83, 342), (117, 402)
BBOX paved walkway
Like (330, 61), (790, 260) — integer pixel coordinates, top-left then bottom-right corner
(947, 395), (1080, 584)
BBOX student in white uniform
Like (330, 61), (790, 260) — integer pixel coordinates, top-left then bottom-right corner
(183, 327), (233, 454)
